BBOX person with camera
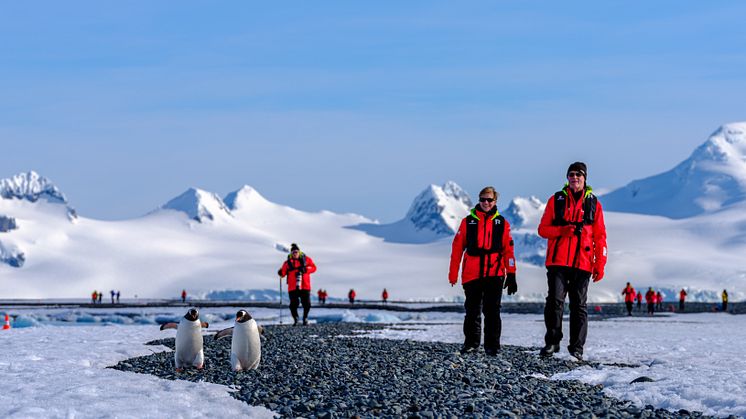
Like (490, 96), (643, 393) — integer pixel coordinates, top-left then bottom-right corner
(449, 186), (517, 356)
(537, 162), (607, 361)
(278, 243), (317, 325)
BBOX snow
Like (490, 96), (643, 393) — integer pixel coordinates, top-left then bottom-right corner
(0, 307), (743, 417)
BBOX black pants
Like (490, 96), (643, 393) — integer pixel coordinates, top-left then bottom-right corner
(543, 266), (590, 354)
(462, 276), (504, 351)
(289, 290), (311, 321)
(647, 303), (654, 314)
(625, 302), (633, 316)
(679, 300), (685, 312)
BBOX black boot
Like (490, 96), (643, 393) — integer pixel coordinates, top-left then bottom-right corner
(539, 344), (559, 357)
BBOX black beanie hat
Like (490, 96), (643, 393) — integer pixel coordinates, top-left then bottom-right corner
(567, 162), (587, 178)
(290, 243), (300, 252)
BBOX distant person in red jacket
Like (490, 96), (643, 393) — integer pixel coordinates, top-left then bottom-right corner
(636, 292), (642, 311)
(622, 283), (636, 316)
(656, 291), (663, 311)
(645, 288), (656, 315)
(449, 186), (517, 357)
(382, 288), (389, 304)
(317, 289), (324, 304)
(348, 289), (356, 304)
(537, 162), (607, 361)
(679, 288), (687, 312)
(278, 243), (317, 325)
(91, 290), (98, 304)
(181, 289), (187, 303)
(321, 289), (328, 304)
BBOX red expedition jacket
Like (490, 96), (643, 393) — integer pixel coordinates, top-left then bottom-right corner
(645, 290), (655, 304)
(622, 286), (636, 303)
(278, 254), (317, 292)
(449, 207), (517, 285)
(538, 186), (607, 277)
(680, 290), (687, 301)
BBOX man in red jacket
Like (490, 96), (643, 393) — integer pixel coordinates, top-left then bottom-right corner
(622, 282), (636, 316)
(679, 288), (687, 312)
(538, 162), (607, 361)
(278, 243), (317, 325)
(449, 186), (517, 356)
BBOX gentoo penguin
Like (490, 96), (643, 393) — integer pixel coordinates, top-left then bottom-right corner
(160, 308), (209, 371)
(214, 309), (261, 371)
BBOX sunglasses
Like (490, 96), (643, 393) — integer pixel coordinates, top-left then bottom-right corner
(478, 197), (495, 203)
(567, 171), (585, 178)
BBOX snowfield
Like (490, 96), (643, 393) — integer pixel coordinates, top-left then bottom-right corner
(0, 308), (743, 418)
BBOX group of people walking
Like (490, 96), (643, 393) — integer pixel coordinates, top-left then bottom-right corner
(623, 284), (731, 315)
(449, 161), (607, 360)
(90, 290), (120, 304)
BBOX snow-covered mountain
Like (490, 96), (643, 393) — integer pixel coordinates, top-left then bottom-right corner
(603, 122), (746, 218)
(351, 181), (472, 243)
(160, 187), (233, 223)
(503, 196), (545, 230)
(0, 171), (76, 220)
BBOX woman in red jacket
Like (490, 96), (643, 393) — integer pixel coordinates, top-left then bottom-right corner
(278, 243), (317, 325)
(537, 162), (607, 361)
(449, 186), (517, 356)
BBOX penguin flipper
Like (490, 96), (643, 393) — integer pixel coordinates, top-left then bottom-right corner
(200, 321), (209, 328)
(257, 325), (264, 335)
(214, 327), (234, 340)
(160, 322), (178, 331)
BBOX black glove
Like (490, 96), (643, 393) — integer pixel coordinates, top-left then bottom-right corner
(504, 273), (517, 295)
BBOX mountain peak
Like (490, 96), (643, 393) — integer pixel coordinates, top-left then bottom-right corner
(352, 181), (472, 243)
(503, 196), (545, 230)
(0, 171), (77, 219)
(161, 187), (232, 223)
(603, 122), (746, 218)
(1, 171), (67, 204)
(224, 185), (271, 211)
(405, 181), (473, 235)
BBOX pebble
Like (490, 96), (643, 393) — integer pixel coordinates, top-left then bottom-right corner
(111, 322), (709, 418)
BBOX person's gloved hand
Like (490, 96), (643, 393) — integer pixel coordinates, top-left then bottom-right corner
(504, 273), (517, 295)
(449, 275), (458, 287)
(559, 225), (576, 237)
(592, 264), (604, 282)
(277, 269), (283, 277)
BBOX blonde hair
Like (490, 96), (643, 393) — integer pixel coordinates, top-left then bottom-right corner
(478, 186), (499, 201)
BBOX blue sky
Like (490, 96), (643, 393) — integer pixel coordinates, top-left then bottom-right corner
(2, 2), (746, 222)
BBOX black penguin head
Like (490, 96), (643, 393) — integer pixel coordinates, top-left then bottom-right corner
(185, 308), (200, 322)
(236, 310), (252, 323)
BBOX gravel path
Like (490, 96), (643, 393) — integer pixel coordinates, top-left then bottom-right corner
(111, 323), (708, 418)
